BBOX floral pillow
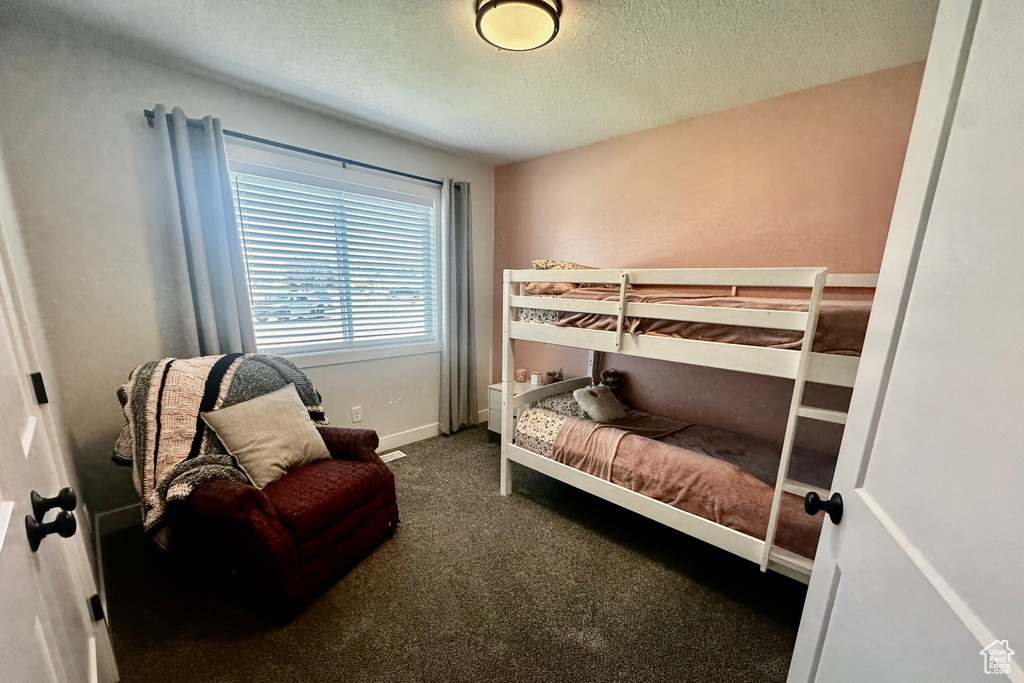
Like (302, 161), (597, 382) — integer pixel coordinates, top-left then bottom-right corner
(535, 392), (586, 419)
(531, 259), (623, 290)
(515, 408), (566, 458)
(518, 306), (559, 325)
(532, 259), (598, 271)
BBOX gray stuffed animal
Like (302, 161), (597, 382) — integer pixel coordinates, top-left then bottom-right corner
(599, 368), (624, 395)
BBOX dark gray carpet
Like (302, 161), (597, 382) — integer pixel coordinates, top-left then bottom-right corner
(102, 426), (805, 682)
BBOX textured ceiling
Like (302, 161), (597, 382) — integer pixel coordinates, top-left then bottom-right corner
(0, 0), (938, 165)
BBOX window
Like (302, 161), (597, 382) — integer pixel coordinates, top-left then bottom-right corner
(229, 162), (439, 359)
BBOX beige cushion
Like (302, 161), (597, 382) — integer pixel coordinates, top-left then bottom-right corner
(573, 385), (628, 422)
(201, 384), (331, 488)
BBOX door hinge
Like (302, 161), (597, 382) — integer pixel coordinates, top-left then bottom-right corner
(29, 372), (48, 405)
(89, 593), (105, 622)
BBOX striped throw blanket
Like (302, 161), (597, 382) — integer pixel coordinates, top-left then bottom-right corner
(113, 353), (327, 542)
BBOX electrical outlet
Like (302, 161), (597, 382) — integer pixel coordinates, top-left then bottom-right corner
(351, 406), (362, 423)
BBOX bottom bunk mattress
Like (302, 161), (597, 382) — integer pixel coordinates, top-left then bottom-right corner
(515, 407), (835, 559)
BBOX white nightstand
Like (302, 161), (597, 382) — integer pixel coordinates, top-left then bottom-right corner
(487, 382), (535, 434)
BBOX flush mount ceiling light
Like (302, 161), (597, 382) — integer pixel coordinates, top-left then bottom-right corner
(476, 0), (562, 51)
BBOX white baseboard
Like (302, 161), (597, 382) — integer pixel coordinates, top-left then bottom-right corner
(377, 422), (440, 452)
(377, 412), (486, 453)
(478, 407), (488, 423)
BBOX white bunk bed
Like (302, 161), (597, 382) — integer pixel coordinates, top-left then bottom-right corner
(499, 267), (877, 582)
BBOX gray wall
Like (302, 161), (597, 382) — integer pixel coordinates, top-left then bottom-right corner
(0, 26), (495, 514)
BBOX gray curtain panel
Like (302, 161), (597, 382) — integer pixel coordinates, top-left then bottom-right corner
(153, 104), (257, 356)
(439, 179), (478, 434)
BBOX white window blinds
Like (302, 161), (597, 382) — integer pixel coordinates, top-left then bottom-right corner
(230, 172), (438, 355)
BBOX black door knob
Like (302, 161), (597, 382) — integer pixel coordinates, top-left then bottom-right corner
(804, 491), (843, 525)
(31, 487), (77, 522)
(25, 510), (77, 552)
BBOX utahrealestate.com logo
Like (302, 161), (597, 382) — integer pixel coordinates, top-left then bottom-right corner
(980, 640), (1015, 676)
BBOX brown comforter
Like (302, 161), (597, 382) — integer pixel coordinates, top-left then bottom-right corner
(552, 416), (823, 558)
(551, 286), (871, 355)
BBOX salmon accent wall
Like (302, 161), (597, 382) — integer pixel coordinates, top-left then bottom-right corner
(492, 63), (924, 453)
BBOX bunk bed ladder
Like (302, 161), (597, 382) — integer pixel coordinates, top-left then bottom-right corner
(760, 268), (829, 576)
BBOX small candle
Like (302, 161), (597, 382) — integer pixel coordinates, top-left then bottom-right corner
(515, 368), (528, 382)
(530, 372), (542, 385)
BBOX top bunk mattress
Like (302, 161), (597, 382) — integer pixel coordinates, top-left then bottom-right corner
(518, 286), (871, 355)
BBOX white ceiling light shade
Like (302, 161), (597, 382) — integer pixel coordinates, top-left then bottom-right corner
(476, 0), (562, 51)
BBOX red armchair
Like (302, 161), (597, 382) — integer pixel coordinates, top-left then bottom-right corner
(180, 426), (399, 617)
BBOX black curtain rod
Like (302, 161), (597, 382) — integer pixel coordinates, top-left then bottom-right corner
(143, 109), (443, 187)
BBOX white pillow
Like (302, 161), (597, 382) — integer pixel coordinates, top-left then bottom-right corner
(572, 385), (628, 422)
(201, 384), (331, 488)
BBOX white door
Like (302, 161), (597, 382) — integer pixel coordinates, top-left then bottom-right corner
(789, 0), (1022, 681)
(0, 142), (117, 681)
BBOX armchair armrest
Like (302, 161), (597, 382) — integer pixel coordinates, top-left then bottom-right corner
(187, 479), (278, 522)
(317, 426), (383, 464)
(184, 479), (300, 608)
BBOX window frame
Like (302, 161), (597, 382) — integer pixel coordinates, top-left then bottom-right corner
(226, 141), (443, 368)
